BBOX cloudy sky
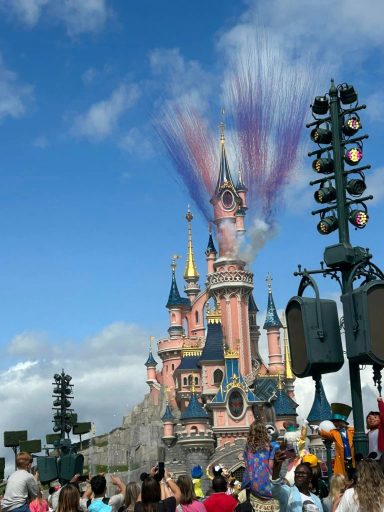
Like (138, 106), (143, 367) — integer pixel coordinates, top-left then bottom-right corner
(0, 0), (384, 474)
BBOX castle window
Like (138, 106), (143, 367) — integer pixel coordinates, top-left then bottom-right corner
(183, 377), (187, 386)
(195, 310), (199, 324)
(172, 364), (174, 371)
(213, 369), (223, 385)
(188, 375), (193, 386)
(171, 313), (176, 323)
(194, 377), (198, 385)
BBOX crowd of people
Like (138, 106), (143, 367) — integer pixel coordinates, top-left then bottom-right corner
(1, 398), (384, 512)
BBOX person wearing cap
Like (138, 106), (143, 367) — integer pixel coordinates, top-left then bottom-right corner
(320, 403), (354, 477)
(302, 455), (328, 500)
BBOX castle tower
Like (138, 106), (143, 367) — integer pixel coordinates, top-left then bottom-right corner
(178, 388), (215, 488)
(184, 207), (200, 301)
(145, 337), (161, 405)
(205, 226), (217, 275)
(161, 402), (176, 448)
(281, 312), (295, 398)
(263, 273), (284, 374)
(235, 167), (247, 235)
(207, 123), (253, 376)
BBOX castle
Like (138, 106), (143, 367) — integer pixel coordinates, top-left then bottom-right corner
(141, 127), (299, 482)
(81, 127), (334, 487)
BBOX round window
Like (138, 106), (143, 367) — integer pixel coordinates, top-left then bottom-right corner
(222, 190), (234, 209)
(228, 389), (244, 418)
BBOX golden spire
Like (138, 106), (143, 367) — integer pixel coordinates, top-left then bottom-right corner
(184, 206), (199, 280)
(282, 312), (294, 379)
(277, 373), (284, 390)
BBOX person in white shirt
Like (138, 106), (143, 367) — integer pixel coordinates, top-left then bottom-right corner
(2, 452), (39, 512)
(335, 458), (384, 512)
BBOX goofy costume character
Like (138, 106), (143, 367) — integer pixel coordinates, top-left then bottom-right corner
(320, 402), (354, 477)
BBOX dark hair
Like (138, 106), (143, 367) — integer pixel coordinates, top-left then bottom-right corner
(141, 476), (161, 512)
(176, 475), (196, 505)
(90, 475), (107, 496)
(57, 484), (80, 512)
(212, 475), (227, 493)
(367, 411), (380, 418)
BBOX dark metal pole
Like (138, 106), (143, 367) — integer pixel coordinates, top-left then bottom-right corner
(328, 80), (368, 457)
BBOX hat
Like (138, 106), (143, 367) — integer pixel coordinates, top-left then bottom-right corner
(191, 465), (203, 479)
(302, 454), (319, 468)
(331, 403), (352, 424)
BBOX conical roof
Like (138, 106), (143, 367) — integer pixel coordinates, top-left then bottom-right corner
(161, 403), (175, 422)
(307, 379), (332, 423)
(144, 350), (158, 367)
(180, 392), (208, 420)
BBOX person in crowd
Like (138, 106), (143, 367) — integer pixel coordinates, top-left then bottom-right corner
(56, 485), (80, 512)
(117, 482), (140, 512)
(82, 475), (111, 512)
(321, 474), (345, 512)
(241, 421), (278, 511)
(107, 476), (127, 512)
(134, 467), (181, 512)
(334, 458), (384, 512)
(271, 450), (323, 511)
(320, 403), (355, 477)
(175, 475), (206, 512)
(30, 488), (49, 512)
(203, 476), (237, 512)
(301, 455), (328, 500)
(1, 452), (39, 512)
(366, 397), (384, 459)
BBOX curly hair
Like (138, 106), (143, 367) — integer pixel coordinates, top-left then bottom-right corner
(246, 421), (270, 452)
(354, 459), (384, 512)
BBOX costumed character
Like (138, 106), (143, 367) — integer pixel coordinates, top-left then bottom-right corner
(283, 420), (309, 486)
(366, 397), (384, 459)
(191, 465), (204, 499)
(319, 402), (354, 477)
(205, 463), (224, 481)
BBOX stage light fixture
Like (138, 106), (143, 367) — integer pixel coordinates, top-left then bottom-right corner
(343, 115), (361, 136)
(317, 215), (338, 235)
(339, 84), (358, 105)
(345, 146), (363, 166)
(311, 126), (332, 144)
(312, 96), (329, 115)
(349, 208), (369, 229)
(312, 157), (334, 174)
(347, 178), (366, 197)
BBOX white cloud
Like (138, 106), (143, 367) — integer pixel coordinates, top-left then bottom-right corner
(71, 84), (140, 141)
(0, 53), (32, 121)
(119, 127), (155, 159)
(149, 48), (213, 111)
(0, 321), (150, 477)
(0, 0), (109, 35)
(82, 67), (98, 85)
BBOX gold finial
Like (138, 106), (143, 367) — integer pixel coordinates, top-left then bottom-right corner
(266, 272), (273, 292)
(277, 373), (284, 390)
(184, 207), (199, 280)
(190, 373), (196, 393)
(149, 336), (155, 352)
(220, 107), (225, 145)
(282, 312), (294, 380)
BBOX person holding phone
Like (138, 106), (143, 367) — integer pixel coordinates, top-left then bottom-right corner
(271, 451), (323, 511)
(240, 422), (279, 511)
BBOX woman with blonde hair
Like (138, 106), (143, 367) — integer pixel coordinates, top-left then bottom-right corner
(119, 482), (140, 512)
(57, 484), (80, 512)
(335, 458), (384, 511)
(241, 421), (278, 511)
(321, 474), (345, 512)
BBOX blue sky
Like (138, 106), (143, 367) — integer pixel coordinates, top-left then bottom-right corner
(0, 0), (384, 473)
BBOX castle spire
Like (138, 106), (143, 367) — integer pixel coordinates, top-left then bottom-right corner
(183, 207), (200, 298)
(263, 273), (283, 329)
(214, 111), (237, 197)
(236, 166), (247, 192)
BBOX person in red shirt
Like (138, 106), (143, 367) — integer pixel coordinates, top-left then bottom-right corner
(204, 476), (237, 512)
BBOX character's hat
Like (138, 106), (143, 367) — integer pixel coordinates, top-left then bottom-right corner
(302, 454), (319, 468)
(191, 465), (203, 479)
(331, 403), (352, 424)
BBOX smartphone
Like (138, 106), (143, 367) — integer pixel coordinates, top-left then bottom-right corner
(158, 462), (165, 480)
(285, 445), (296, 459)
